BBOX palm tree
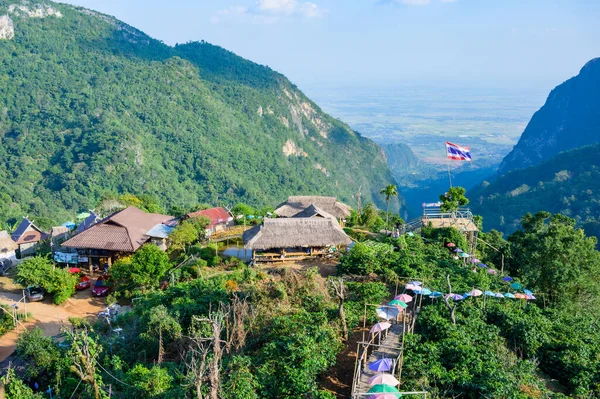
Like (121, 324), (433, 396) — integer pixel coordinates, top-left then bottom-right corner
(380, 184), (398, 233)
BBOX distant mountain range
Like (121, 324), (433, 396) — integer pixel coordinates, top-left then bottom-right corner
(498, 58), (600, 175)
(0, 0), (397, 226)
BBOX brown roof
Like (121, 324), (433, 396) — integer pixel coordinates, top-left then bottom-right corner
(11, 218), (48, 245)
(63, 206), (172, 252)
(243, 217), (352, 250)
(275, 196), (352, 219)
(0, 231), (18, 253)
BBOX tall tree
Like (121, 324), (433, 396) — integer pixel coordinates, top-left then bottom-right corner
(380, 184), (398, 233)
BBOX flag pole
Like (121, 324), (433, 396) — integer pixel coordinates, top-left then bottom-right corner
(446, 144), (453, 188)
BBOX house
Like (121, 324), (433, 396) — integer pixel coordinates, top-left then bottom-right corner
(243, 217), (352, 263)
(274, 196), (352, 224)
(62, 206), (173, 271)
(145, 222), (176, 251)
(187, 207), (234, 235)
(0, 230), (18, 264)
(11, 217), (49, 257)
(51, 226), (70, 243)
(74, 211), (100, 234)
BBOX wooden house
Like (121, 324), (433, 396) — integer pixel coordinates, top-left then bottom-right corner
(274, 196), (352, 224)
(186, 207), (233, 236)
(243, 217), (352, 263)
(62, 206), (173, 271)
(11, 218), (49, 257)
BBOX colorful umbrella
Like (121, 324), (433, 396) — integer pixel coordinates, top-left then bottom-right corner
(376, 307), (401, 320)
(405, 283), (418, 291)
(504, 292), (516, 299)
(62, 221), (76, 229)
(510, 282), (522, 290)
(487, 269), (497, 275)
(370, 322), (392, 333)
(367, 394), (401, 399)
(68, 267), (82, 274)
(526, 294), (536, 300)
(453, 248), (463, 253)
(514, 293), (527, 299)
(478, 263), (488, 268)
(470, 258), (481, 263)
(446, 242), (456, 247)
(429, 291), (443, 298)
(459, 252), (471, 258)
(394, 294), (413, 303)
(368, 358), (393, 372)
(463, 292), (472, 297)
(469, 289), (483, 297)
(368, 373), (400, 386)
(408, 281), (423, 286)
(523, 289), (533, 296)
(446, 293), (464, 300)
(484, 291), (495, 296)
(76, 212), (91, 220)
(368, 384), (401, 394)
(388, 300), (408, 309)
(502, 277), (513, 282)
(414, 288), (432, 296)
(495, 293), (505, 298)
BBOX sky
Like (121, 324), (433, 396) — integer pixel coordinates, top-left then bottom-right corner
(59, 0), (600, 91)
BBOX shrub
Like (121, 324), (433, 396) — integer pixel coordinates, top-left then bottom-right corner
(16, 257), (77, 305)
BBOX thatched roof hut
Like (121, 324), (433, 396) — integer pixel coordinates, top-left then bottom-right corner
(243, 218), (352, 251)
(274, 196), (352, 219)
(0, 230), (18, 258)
(291, 204), (336, 220)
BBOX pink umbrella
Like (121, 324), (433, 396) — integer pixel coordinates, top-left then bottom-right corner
(368, 373), (400, 386)
(370, 322), (392, 333)
(514, 293), (527, 299)
(368, 394), (400, 399)
(470, 258), (481, 263)
(469, 289), (483, 297)
(487, 269), (497, 275)
(405, 283), (418, 290)
(394, 294), (413, 303)
(526, 294), (536, 300)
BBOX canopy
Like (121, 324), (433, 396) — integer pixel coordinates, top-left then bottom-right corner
(484, 291), (495, 296)
(504, 292), (516, 299)
(367, 394), (401, 399)
(502, 277), (513, 282)
(61, 221), (76, 229)
(478, 263), (488, 268)
(469, 289), (483, 297)
(470, 258), (481, 263)
(76, 212), (91, 220)
(376, 307), (401, 320)
(414, 288), (432, 296)
(446, 242), (456, 247)
(446, 293), (464, 300)
(526, 294), (536, 300)
(370, 322), (392, 334)
(523, 289), (533, 296)
(368, 373), (400, 387)
(453, 248), (463, 253)
(494, 293), (505, 298)
(388, 300), (408, 309)
(368, 358), (393, 372)
(68, 267), (82, 274)
(487, 269), (497, 275)
(394, 294), (413, 303)
(408, 281), (423, 286)
(429, 291), (443, 298)
(404, 283), (418, 291)
(514, 293), (527, 299)
(459, 252), (470, 258)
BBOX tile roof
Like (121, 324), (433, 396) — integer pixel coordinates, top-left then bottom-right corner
(63, 206), (172, 252)
(187, 207), (232, 228)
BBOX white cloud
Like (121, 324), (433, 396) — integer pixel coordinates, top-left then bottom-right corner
(400, 0), (431, 5)
(212, 0), (325, 24)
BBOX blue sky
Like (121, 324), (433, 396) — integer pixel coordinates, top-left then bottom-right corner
(61, 0), (600, 90)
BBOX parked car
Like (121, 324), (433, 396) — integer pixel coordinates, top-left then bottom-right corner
(26, 286), (45, 302)
(76, 275), (91, 290)
(92, 275), (112, 297)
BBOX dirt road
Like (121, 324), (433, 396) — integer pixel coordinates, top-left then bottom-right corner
(0, 289), (107, 361)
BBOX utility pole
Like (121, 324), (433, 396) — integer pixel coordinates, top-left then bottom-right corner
(356, 185), (362, 220)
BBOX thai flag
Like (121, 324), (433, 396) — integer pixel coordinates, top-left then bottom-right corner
(446, 142), (472, 161)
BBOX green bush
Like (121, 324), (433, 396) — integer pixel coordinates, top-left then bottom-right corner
(16, 257), (77, 305)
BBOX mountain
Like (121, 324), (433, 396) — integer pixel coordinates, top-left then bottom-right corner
(0, 0), (397, 226)
(498, 58), (600, 175)
(471, 144), (600, 239)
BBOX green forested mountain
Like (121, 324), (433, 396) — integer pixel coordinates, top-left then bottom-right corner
(471, 144), (600, 238)
(0, 0), (397, 226)
(498, 57), (600, 175)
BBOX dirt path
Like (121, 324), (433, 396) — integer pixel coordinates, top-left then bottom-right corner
(0, 289), (107, 361)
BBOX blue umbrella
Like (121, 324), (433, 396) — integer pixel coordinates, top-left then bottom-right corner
(62, 221), (76, 229)
(453, 248), (463, 253)
(369, 358), (393, 372)
(409, 281), (423, 286)
(523, 289), (533, 296)
(504, 293), (516, 299)
(463, 292), (472, 297)
(484, 291), (495, 296)
(502, 277), (513, 282)
(429, 291), (443, 298)
(510, 282), (523, 290)
(446, 293), (464, 300)
(416, 288), (432, 296)
(478, 263), (488, 268)
(459, 252), (470, 258)
(494, 293), (505, 298)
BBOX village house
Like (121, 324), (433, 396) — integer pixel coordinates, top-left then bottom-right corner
(274, 196), (352, 225)
(243, 209), (352, 262)
(0, 230), (18, 265)
(62, 206), (173, 272)
(186, 207), (233, 236)
(11, 217), (49, 257)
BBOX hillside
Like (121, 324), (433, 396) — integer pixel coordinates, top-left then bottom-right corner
(0, 0), (398, 226)
(498, 58), (600, 175)
(471, 144), (600, 237)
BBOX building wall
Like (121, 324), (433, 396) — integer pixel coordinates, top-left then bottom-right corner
(0, 250), (16, 262)
(19, 242), (39, 257)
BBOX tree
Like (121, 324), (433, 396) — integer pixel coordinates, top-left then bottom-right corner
(380, 184), (398, 232)
(145, 305), (182, 364)
(329, 278), (348, 341)
(509, 212), (600, 310)
(111, 244), (170, 290)
(360, 203), (385, 232)
(16, 257), (77, 304)
(66, 329), (106, 399)
(169, 221), (199, 254)
(439, 186), (469, 213)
